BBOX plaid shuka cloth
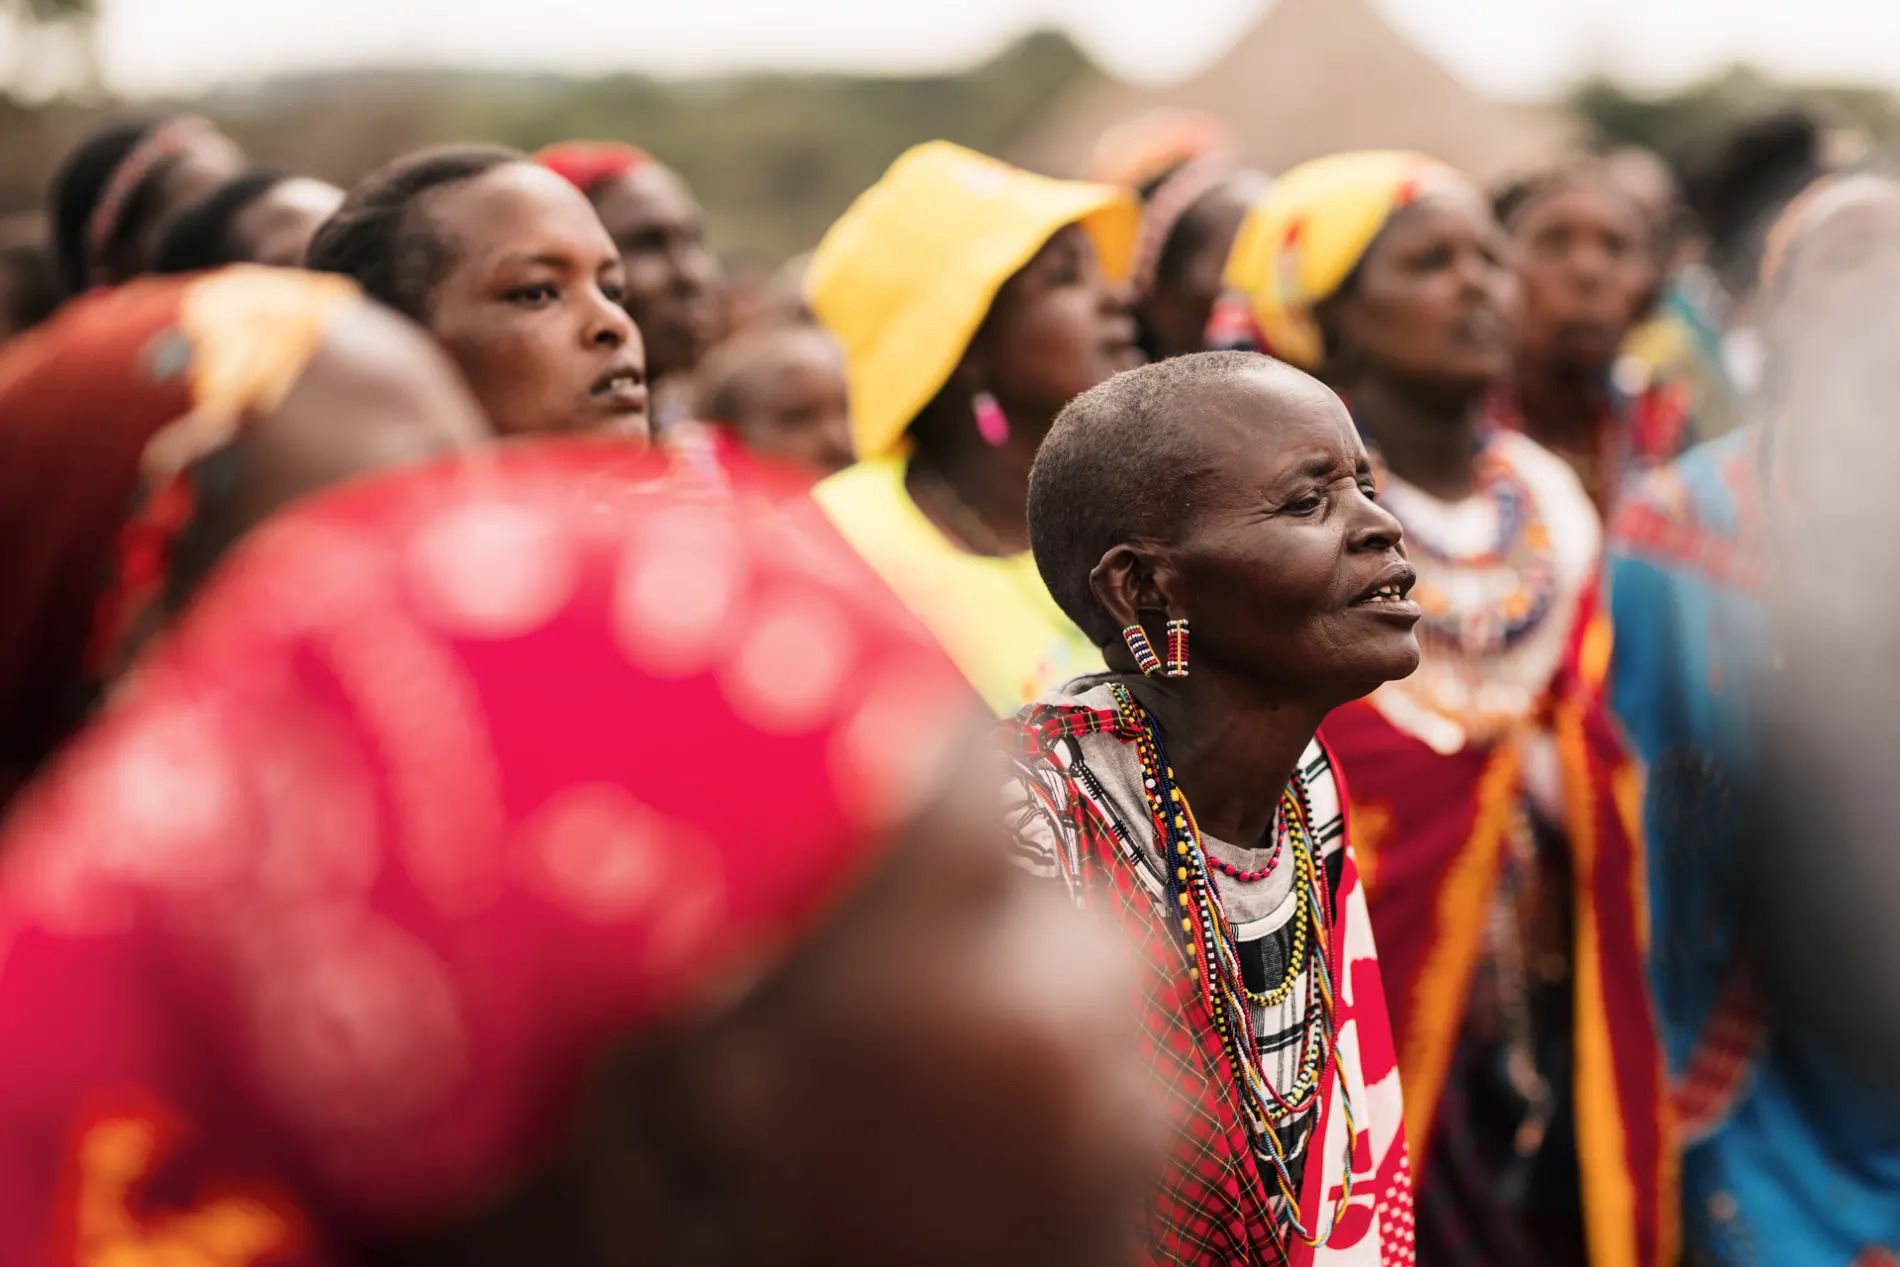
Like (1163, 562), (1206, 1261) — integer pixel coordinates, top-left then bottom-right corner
(1005, 688), (1416, 1266)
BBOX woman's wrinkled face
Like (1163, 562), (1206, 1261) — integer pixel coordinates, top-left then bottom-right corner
(1509, 181), (1649, 375)
(589, 165), (724, 383)
(237, 178), (343, 269)
(421, 164), (648, 440)
(974, 224), (1142, 419)
(732, 751), (1167, 1267)
(1327, 191), (1519, 396)
(1150, 369), (1421, 702)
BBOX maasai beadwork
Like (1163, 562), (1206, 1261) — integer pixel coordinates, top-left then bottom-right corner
(1377, 446), (1558, 656)
(1164, 617), (1190, 678)
(1109, 682), (1357, 1251)
(1122, 622), (1163, 676)
(1203, 794), (1291, 883)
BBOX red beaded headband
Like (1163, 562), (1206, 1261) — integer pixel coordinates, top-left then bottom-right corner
(85, 117), (218, 286)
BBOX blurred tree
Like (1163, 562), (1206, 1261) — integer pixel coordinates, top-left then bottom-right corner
(0, 27), (1099, 262)
(1571, 65), (1900, 176)
(2, 0), (101, 97)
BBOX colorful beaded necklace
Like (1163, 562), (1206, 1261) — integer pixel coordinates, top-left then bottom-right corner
(1202, 800), (1289, 883)
(1110, 684), (1356, 1249)
(1375, 443), (1558, 656)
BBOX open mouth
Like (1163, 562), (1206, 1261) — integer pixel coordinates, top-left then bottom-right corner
(590, 365), (647, 410)
(1350, 563), (1420, 613)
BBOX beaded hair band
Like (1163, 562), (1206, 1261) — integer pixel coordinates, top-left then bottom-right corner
(1128, 152), (1232, 299)
(86, 117), (220, 287)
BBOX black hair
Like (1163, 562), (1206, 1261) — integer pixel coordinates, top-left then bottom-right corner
(47, 115), (171, 295)
(150, 170), (288, 274)
(304, 146), (526, 322)
(1492, 159), (1625, 230)
(1686, 109), (1825, 292)
(1151, 189), (1230, 290)
(1028, 351), (1284, 644)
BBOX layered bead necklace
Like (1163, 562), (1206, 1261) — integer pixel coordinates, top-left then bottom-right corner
(1376, 444), (1558, 656)
(1110, 684), (1355, 1249)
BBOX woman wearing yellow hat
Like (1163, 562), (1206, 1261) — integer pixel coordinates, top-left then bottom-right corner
(1225, 153), (1673, 1267)
(806, 141), (1141, 713)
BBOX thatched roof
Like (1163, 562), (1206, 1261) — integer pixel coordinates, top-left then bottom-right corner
(1012, 0), (1581, 185)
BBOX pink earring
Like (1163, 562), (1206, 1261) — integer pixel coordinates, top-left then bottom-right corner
(974, 391), (1010, 447)
(1164, 618), (1189, 678)
(1122, 623), (1162, 677)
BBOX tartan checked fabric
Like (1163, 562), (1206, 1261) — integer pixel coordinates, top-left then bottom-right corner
(1003, 690), (1415, 1266)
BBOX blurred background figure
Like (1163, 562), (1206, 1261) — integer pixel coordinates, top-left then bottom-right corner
(1086, 109), (1267, 362)
(1623, 110), (1829, 445)
(807, 141), (1140, 714)
(1495, 159), (1692, 514)
(308, 146), (649, 440)
(151, 170), (344, 272)
(0, 445), (1168, 1267)
(752, 250), (814, 327)
(0, 213), (60, 344)
(47, 114), (246, 295)
(693, 321), (854, 477)
(1226, 151), (1671, 1267)
(539, 140), (726, 432)
(1610, 171), (1900, 1266)
(0, 266), (485, 809)
(1600, 145), (1689, 315)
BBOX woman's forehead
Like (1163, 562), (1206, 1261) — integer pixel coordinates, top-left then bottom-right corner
(431, 165), (614, 257)
(1191, 372), (1361, 481)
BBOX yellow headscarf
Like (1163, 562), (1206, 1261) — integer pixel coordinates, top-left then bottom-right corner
(806, 141), (1138, 461)
(1224, 150), (1469, 370)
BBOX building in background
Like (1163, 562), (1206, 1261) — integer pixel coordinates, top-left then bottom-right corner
(1014, 0), (1580, 185)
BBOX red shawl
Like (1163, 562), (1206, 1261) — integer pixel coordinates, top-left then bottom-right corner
(1321, 588), (1675, 1267)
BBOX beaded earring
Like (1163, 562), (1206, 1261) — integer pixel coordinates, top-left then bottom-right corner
(973, 391), (1009, 447)
(1122, 622), (1162, 676)
(1164, 618), (1190, 678)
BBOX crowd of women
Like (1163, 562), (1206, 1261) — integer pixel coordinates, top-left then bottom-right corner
(0, 97), (1895, 1267)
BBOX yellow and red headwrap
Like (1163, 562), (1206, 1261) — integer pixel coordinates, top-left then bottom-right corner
(1223, 150), (1470, 369)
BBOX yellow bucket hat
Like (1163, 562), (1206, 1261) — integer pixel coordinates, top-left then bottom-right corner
(1223, 150), (1470, 370)
(807, 141), (1138, 460)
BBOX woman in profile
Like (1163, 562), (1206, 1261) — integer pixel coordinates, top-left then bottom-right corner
(1005, 351), (1418, 1266)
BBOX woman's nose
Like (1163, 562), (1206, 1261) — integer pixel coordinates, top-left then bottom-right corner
(590, 292), (635, 346)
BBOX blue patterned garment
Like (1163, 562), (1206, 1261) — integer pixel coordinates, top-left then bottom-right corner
(1608, 430), (1900, 1266)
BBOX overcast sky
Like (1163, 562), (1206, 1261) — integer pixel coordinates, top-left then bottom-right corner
(92, 0), (1900, 100)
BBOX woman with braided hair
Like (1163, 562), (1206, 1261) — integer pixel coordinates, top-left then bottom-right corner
(47, 114), (244, 294)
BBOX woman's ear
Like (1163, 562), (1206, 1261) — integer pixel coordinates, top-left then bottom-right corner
(1089, 544), (1172, 635)
(945, 345), (986, 400)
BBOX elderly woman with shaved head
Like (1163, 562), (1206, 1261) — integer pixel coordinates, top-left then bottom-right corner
(1003, 350), (1418, 1267)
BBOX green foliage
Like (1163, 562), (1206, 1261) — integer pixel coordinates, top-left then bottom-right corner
(216, 28), (1101, 263)
(10, 0), (96, 22)
(1570, 64), (1900, 173)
